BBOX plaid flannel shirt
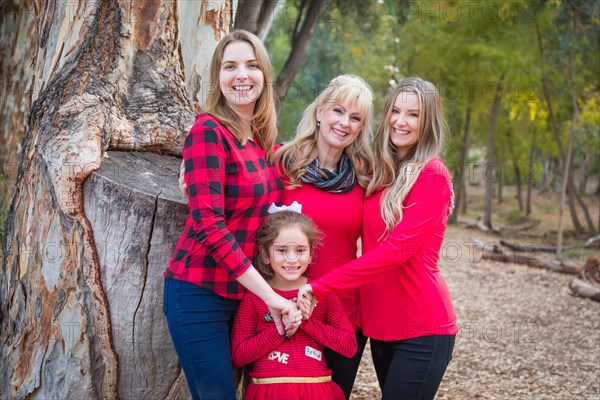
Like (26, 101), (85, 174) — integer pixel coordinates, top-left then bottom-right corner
(165, 114), (284, 299)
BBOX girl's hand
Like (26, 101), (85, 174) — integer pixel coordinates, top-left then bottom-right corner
(297, 284), (316, 319)
(179, 159), (188, 196)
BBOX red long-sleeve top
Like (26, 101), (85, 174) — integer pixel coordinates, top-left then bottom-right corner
(164, 114), (284, 299)
(231, 287), (357, 376)
(310, 158), (459, 341)
(280, 180), (364, 329)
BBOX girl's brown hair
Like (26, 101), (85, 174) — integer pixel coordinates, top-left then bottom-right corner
(254, 211), (323, 280)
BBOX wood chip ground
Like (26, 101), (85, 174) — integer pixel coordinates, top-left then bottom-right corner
(351, 225), (600, 399)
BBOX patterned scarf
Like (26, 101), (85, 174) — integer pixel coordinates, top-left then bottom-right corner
(299, 153), (356, 193)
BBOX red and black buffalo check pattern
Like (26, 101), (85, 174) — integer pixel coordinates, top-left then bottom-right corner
(165, 114), (284, 299)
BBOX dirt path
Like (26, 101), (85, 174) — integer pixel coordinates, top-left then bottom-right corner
(351, 225), (600, 399)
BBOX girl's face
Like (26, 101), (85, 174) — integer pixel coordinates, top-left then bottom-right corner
(389, 91), (420, 158)
(264, 225), (311, 290)
(316, 99), (365, 153)
(220, 40), (264, 115)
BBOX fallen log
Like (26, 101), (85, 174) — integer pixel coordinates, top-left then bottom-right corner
(569, 279), (600, 302)
(482, 251), (580, 274)
(499, 236), (600, 254)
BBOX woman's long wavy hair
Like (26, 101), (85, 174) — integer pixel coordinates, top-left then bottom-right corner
(205, 30), (277, 161)
(274, 75), (374, 188)
(368, 77), (450, 233)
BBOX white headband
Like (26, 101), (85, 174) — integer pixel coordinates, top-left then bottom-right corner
(267, 201), (302, 214)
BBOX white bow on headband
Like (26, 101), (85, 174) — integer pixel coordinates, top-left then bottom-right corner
(268, 201), (303, 214)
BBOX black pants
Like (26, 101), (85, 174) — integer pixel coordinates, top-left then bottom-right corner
(370, 335), (455, 400)
(325, 329), (369, 399)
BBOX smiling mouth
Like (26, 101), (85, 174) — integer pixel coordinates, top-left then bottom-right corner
(282, 266), (301, 272)
(233, 85), (253, 92)
(332, 128), (348, 137)
(393, 128), (411, 135)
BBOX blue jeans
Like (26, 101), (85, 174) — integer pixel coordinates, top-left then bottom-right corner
(163, 278), (239, 400)
(370, 335), (455, 400)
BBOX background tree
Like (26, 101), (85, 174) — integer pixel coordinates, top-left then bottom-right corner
(0, 0), (233, 398)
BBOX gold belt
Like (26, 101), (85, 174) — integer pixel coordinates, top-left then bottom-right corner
(250, 375), (332, 384)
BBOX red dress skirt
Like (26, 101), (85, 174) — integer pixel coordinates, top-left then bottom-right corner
(244, 370), (345, 400)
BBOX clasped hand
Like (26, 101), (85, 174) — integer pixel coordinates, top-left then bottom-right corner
(267, 299), (302, 338)
(296, 284), (316, 320)
(267, 284), (316, 338)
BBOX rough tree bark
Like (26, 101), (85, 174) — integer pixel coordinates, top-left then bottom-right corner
(0, 0), (235, 398)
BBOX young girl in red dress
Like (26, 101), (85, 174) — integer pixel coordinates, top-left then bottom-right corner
(231, 205), (357, 400)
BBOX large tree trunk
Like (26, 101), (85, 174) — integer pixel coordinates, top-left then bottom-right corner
(0, 0), (234, 398)
(483, 80), (503, 230)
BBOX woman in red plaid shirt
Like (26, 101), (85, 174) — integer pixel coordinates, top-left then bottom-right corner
(163, 30), (301, 400)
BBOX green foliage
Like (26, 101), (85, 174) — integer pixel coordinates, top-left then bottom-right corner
(264, 0), (599, 184)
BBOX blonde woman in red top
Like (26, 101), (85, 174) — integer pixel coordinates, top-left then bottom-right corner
(299, 77), (458, 400)
(274, 75), (374, 399)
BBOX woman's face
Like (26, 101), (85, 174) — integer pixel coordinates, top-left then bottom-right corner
(219, 40), (264, 114)
(316, 99), (365, 153)
(389, 91), (420, 158)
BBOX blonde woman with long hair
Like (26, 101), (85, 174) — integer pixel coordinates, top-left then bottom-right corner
(299, 77), (458, 399)
(164, 30), (301, 400)
(275, 75), (374, 399)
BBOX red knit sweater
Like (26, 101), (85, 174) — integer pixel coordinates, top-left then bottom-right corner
(231, 287), (357, 376)
(310, 158), (459, 341)
(280, 176), (364, 328)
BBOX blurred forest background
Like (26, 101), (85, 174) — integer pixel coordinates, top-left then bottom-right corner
(1, 0), (599, 241)
(266, 0), (599, 238)
(0, 1), (598, 398)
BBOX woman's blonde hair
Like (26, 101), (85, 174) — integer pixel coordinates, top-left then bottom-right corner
(274, 75), (374, 188)
(205, 30), (277, 161)
(368, 77), (449, 232)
